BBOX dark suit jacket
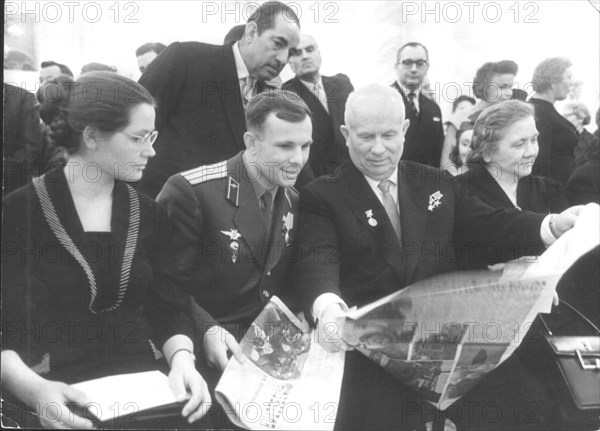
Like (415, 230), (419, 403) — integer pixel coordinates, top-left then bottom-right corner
(295, 161), (546, 311)
(530, 98), (579, 186)
(156, 152), (299, 334)
(282, 74), (354, 177)
(392, 82), (444, 168)
(3, 83), (43, 194)
(293, 160), (546, 429)
(138, 42), (272, 198)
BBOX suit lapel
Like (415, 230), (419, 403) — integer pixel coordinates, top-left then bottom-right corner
(229, 155), (268, 264)
(397, 163), (429, 283)
(341, 163), (404, 273)
(213, 44), (246, 151)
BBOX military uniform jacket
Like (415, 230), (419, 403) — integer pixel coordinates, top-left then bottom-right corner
(156, 152), (299, 330)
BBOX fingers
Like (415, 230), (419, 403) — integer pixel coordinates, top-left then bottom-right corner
(182, 374), (211, 423)
(168, 370), (189, 403)
(553, 291), (559, 306)
(225, 333), (246, 365)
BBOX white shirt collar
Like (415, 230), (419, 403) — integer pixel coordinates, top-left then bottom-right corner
(299, 75), (323, 88)
(233, 42), (250, 80)
(396, 81), (421, 97)
(363, 166), (399, 191)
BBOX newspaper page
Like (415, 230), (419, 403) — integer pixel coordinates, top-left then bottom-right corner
(215, 296), (345, 430)
(341, 204), (600, 408)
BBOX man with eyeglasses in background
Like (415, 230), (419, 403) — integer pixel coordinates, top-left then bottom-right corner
(391, 42), (444, 168)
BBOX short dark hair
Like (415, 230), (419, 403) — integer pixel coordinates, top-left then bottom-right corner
(49, 72), (155, 154)
(80, 62), (117, 75)
(531, 57), (572, 94)
(224, 24), (246, 45)
(247, 1), (300, 34)
(396, 42), (429, 63)
(452, 95), (476, 113)
(468, 100), (534, 167)
(41, 61), (73, 77)
(135, 42), (167, 57)
(472, 60), (518, 99)
(245, 90), (311, 136)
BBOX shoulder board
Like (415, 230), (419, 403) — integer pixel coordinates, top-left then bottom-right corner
(181, 161), (227, 186)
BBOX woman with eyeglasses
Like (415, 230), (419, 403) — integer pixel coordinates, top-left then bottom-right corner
(1, 72), (211, 428)
(441, 60), (519, 172)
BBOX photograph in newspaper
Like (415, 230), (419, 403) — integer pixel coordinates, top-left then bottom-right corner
(215, 296), (345, 430)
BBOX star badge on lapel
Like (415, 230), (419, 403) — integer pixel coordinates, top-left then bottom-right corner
(221, 229), (242, 263)
(282, 213), (294, 245)
(428, 191), (443, 212)
(365, 209), (378, 226)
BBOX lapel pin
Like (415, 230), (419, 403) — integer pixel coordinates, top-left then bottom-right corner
(428, 191), (443, 212)
(365, 209), (378, 226)
(221, 229), (242, 263)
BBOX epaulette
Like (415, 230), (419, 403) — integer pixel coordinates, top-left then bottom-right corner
(181, 161), (227, 185)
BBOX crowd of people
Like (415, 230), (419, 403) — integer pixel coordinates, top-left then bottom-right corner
(2, 1), (599, 430)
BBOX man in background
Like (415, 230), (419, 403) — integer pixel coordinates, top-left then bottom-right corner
(391, 42), (444, 168)
(283, 34), (354, 177)
(135, 42), (166, 74)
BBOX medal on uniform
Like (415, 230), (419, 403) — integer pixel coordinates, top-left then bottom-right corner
(282, 213), (294, 245)
(428, 191), (443, 212)
(365, 209), (377, 226)
(221, 229), (242, 263)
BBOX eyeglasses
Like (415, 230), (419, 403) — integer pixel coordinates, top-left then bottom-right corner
(119, 130), (158, 145)
(399, 59), (428, 70)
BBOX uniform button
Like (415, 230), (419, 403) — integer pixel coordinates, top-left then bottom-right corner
(262, 290), (269, 298)
(266, 271), (271, 276)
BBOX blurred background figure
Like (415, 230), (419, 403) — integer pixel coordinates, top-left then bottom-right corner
(135, 42), (166, 74)
(223, 24), (245, 45)
(284, 34), (354, 178)
(441, 60), (519, 170)
(80, 62), (117, 75)
(452, 95), (476, 114)
(529, 57), (578, 186)
(3, 83), (43, 195)
(39, 60), (73, 83)
(560, 101), (599, 167)
(448, 122), (473, 176)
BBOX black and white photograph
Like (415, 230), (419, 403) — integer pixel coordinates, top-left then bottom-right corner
(2, 1), (599, 430)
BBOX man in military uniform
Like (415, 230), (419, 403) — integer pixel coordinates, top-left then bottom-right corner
(156, 90), (312, 375)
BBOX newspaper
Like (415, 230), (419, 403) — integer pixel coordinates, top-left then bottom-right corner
(341, 203), (600, 409)
(215, 296), (345, 430)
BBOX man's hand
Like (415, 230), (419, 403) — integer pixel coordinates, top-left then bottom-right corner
(551, 206), (584, 238)
(202, 326), (245, 372)
(317, 303), (353, 353)
(168, 353), (211, 423)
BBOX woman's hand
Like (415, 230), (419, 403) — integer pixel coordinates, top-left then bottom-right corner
(202, 325), (245, 372)
(33, 380), (96, 429)
(168, 353), (211, 423)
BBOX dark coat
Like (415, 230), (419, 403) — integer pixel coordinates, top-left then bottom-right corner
(156, 152), (299, 334)
(138, 42), (272, 198)
(392, 82), (445, 168)
(282, 74), (354, 177)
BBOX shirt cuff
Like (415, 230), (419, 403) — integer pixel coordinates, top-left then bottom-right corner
(540, 214), (557, 247)
(312, 293), (348, 322)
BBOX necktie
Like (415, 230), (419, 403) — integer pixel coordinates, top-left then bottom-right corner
(312, 82), (329, 113)
(241, 76), (256, 106)
(260, 190), (273, 234)
(378, 179), (402, 243)
(407, 92), (419, 118)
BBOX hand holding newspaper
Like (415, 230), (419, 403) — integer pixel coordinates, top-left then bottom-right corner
(339, 204), (599, 408)
(215, 296), (345, 430)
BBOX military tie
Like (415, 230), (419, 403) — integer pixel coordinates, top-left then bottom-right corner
(378, 179), (402, 243)
(259, 190), (273, 234)
(407, 91), (419, 118)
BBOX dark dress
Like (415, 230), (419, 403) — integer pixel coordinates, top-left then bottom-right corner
(530, 98), (579, 186)
(1, 168), (196, 385)
(453, 165), (574, 430)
